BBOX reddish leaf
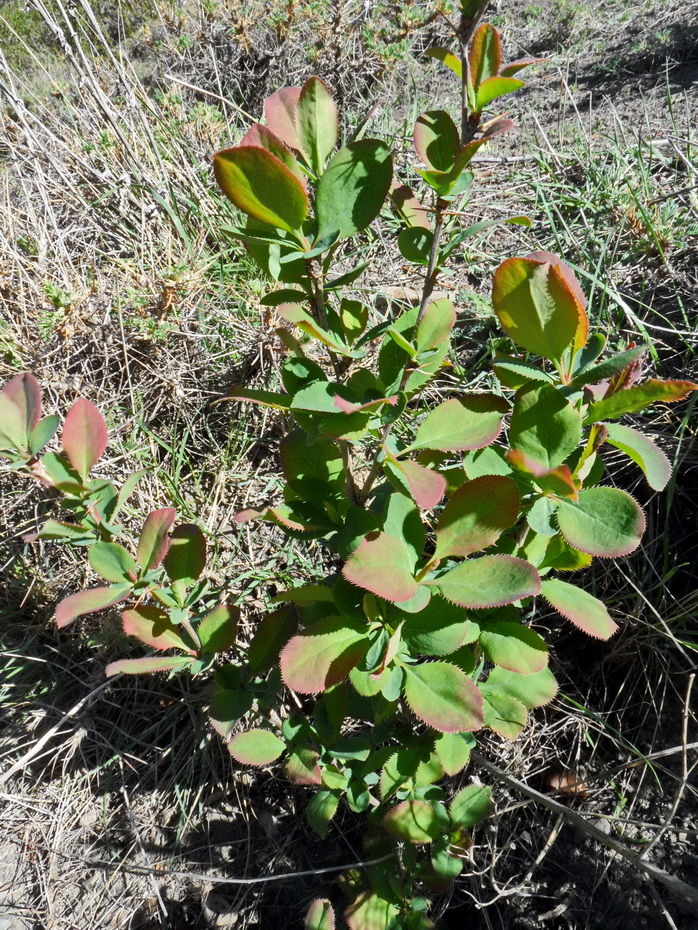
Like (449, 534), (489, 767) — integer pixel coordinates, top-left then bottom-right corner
(435, 475), (519, 559)
(396, 459), (447, 510)
(286, 747), (323, 785)
(416, 298), (456, 353)
(62, 398), (108, 478)
(122, 605), (191, 652)
(280, 616), (370, 693)
(500, 57), (544, 77)
(404, 662), (484, 733)
(414, 110), (460, 172)
(382, 799), (448, 843)
(264, 86), (302, 150)
(470, 23), (501, 90)
(410, 394), (510, 453)
(343, 532), (418, 603)
(240, 123), (307, 188)
(0, 372), (41, 450)
(105, 656), (193, 677)
(305, 898), (335, 930)
(542, 578), (618, 640)
(55, 584), (132, 628)
(137, 508), (176, 571)
(586, 379), (698, 423)
(390, 183), (431, 229)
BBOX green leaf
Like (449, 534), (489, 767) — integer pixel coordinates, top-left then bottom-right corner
(105, 655), (192, 677)
(229, 729), (286, 765)
(557, 487), (645, 558)
(55, 583), (132, 628)
(224, 385), (292, 409)
(480, 689), (527, 739)
(345, 893), (400, 930)
(198, 602), (240, 653)
(509, 383), (583, 471)
(415, 298), (456, 354)
(483, 665), (558, 709)
(35, 520), (95, 544)
(286, 747), (322, 785)
(248, 605), (297, 675)
(476, 76), (524, 109)
(28, 415), (59, 456)
(604, 422), (671, 491)
(208, 687), (254, 736)
(414, 110), (460, 172)
(137, 508), (176, 571)
(541, 578), (618, 639)
(585, 379), (697, 423)
(401, 593), (478, 656)
(433, 732), (474, 776)
(88, 541), (137, 583)
(435, 475), (519, 559)
(492, 256), (587, 364)
(470, 23), (501, 89)
(450, 784), (492, 828)
(213, 146), (308, 234)
(62, 398), (108, 479)
(164, 524), (206, 585)
(568, 345), (646, 388)
(479, 621), (548, 673)
(493, 356), (555, 389)
(409, 394), (510, 453)
(380, 748), (421, 799)
(343, 532), (418, 603)
(280, 616), (370, 693)
(432, 555), (541, 609)
(280, 429), (343, 502)
(404, 662), (483, 733)
(339, 299), (369, 342)
(398, 226), (433, 265)
(425, 46), (462, 79)
(122, 605), (190, 651)
(315, 140), (392, 243)
(382, 799), (449, 843)
(297, 77), (338, 176)
(306, 790), (340, 839)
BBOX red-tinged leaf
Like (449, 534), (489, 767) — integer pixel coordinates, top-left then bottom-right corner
(334, 394), (398, 414)
(409, 394), (510, 453)
(219, 385), (291, 409)
(264, 86), (302, 150)
(55, 583), (132, 628)
(492, 256), (588, 364)
(478, 621), (548, 674)
(383, 799), (449, 843)
(397, 459), (447, 510)
(229, 729), (286, 765)
(404, 662), (484, 733)
(164, 524), (206, 585)
(137, 508), (176, 571)
(0, 372), (41, 450)
(345, 893), (400, 930)
(435, 475), (519, 559)
(476, 76), (524, 110)
(343, 532), (418, 603)
(470, 23), (501, 90)
(500, 57), (544, 77)
(604, 422), (672, 492)
(414, 110), (460, 172)
(122, 605), (191, 652)
(507, 450), (578, 499)
(431, 555), (541, 609)
(297, 77), (338, 176)
(557, 487), (645, 558)
(306, 898), (335, 930)
(62, 398), (108, 478)
(280, 616), (370, 693)
(481, 688), (528, 739)
(197, 602), (240, 654)
(213, 146), (309, 234)
(525, 250), (588, 311)
(541, 578), (618, 640)
(425, 46), (462, 79)
(286, 747), (323, 785)
(483, 665), (558, 709)
(586, 379), (698, 423)
(105, 655), (193, 677)
(240, 123), (307, 188)
(390, 183), (431, 229)
(416, 298), (456, 353)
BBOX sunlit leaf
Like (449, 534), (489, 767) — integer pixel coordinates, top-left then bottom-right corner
(404, 662), (483, 733)
(435, 475), (519, 559)
(229, 729), (286, 765)
(0, 372), (41, 451)
(557, 487), (645, 557)
(265, 86), (302, 149)
(88, 541), (137, 583)
(280, 616), (370, 693)
(55, 583), (132, 628)
(240, 123), (307, 188)
(414, 110), (460, 172)
(483, 665), (558, 708)
(343, 532), (418, 603)
(62, 398), (108, 479)
(286, 747), (323, 785)
(297, 77), (338, 176)
(433, 731), (474, 776)
(542, 578), (618, 639)
(470, 23), (501, 89)
(476, 76), (524, 109)
(432, 555), (541, 609)
(450, 784), (492, 827)
(409, 394), (510, 452)
(315, 140), (392, 243)
(586, 379), (697, 423)
(604, 422), (671, 491)
(305, 899), (335, 930)
(137, 508), (176, 571)
(122, 605), (190, 651)
(425, 46), (462, 79)
(509, 383), (583, 471)
(478, 621), (548, 673)
(105, 655), (192, 677)
(345, 893), (399, 930)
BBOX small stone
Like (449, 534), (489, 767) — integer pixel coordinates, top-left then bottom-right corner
(596, 819), (611, 835)
(678, 832), (688, 842)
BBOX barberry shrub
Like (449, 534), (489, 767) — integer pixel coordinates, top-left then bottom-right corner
(2, 2), (696, 926)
